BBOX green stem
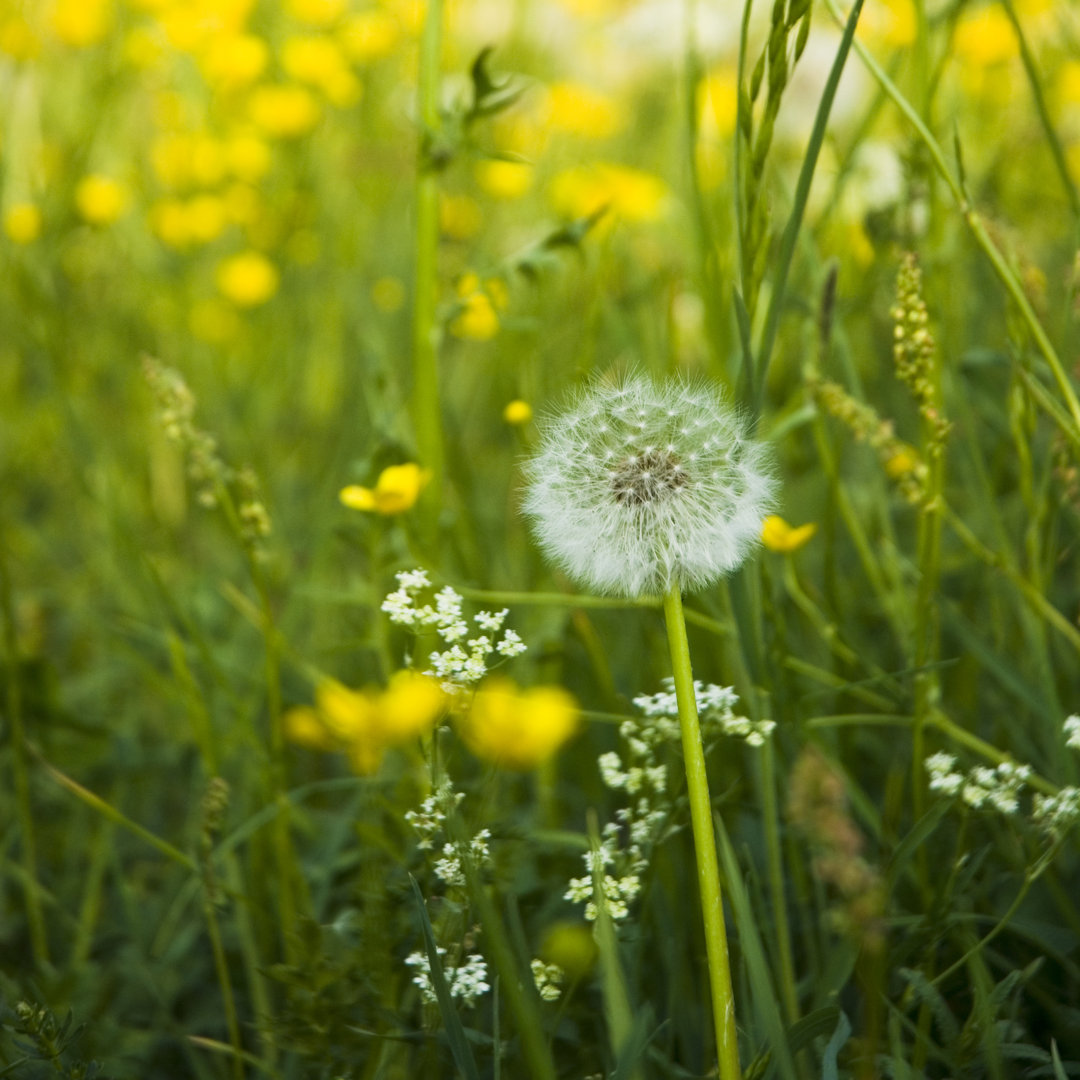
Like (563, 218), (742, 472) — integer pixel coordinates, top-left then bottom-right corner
(411, 0), (446, 543)
(662, 585), (740, 1080)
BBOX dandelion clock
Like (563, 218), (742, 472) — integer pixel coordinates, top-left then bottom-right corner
(522, 374), (776, 598)
(523, 372), (776, 1080)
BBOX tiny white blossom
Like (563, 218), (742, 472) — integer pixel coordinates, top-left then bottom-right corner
(476, 609), (509, 632)
(496, 628), (527, 657)
(531, 959), (564, 1002)
(1065, 715), (1080, 751)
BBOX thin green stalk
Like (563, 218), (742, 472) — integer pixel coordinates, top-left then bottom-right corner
(0, 541), (49, 967)
(203, 893), (244, 1080)
(758, 741), (799, 1028)
(754, 0), (866, 411)
(662, 585), (740, 1080)
(411, 0), (446, 541)
(824, 0), (1080, 440)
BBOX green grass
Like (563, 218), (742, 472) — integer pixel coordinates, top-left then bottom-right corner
(4, 0), (1080, 1077)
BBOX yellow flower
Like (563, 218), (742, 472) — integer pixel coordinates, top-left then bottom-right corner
(503, 399), (532, 426)
(249, 84), (321, 138)
(225, 133), (272, 182)
(378, 670), (448, 740)
(289, 671), (447, 775)
(884, 445), (920, 478)
(337, 11), (398, 62)
(4, 202), (42, 244)
(75, 175), (127, 225)
(550, 163), (667, 224)
(200, 33), (270, 90)
(475, 159), (533, 200)
(858, 0), (916, 47)
(457, 677), (580, 770)
(699, 67), (738, 140)
(545, 82), (623, 139)
(185, 194), (228, 244)
(450, 273), (504, 341)
(953, 6), (1015, 67)
(540, 922), (598, 979)
(215, 251), (279, 307)
(281, 34), (360, 105)
(51, 0), (112, 47)
(439, 193), (482, 240)
(0, 16), (41, 60)
(761, 515), (818, 553)
(150, 198), (192, 248)
(285, 0), (346, 26)
(339, 463), (428, 515)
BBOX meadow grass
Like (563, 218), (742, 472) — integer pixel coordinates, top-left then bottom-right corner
(3, 0), (1080, 1077)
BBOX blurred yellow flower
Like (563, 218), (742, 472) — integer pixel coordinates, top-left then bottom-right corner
(225, 133), (272, 182)
(249, 84), (321, 138)
(439, 193), (482, 240)
(186, 194), (228, 244)
(282, 34), (360, 105)
(0, 16), (41, 60)
(199, 33), (269, 90)
(540, 922), (598, 979)
(4, 203), (43, 245)
(151, 134), (194, 190)
(546, 82), (623, 139)
(475, 159), (533, 200)
(503, 399), (533, 426)
(858, 0), (916, 47)
(123, 26), (166, 69)
(149, 198), (191, 247)
(51, 0), (112, 47)
(215, 251), (279, 307)
(372, 276), (405, 312)
(550, 163), (667, 223)
(287, 670), (447, 775)
(286, 0), (346, 26)
(222, 182), (261, 225)
(884, 445), (920, 478)
(450, 274), (501, 341)
(699, 67), (738, 140)
(338, 10), (398, 62)
(761, 515), (817, 553)
(340, 463), (428, 514)
(953, 6), (1015, 67)
(190, 135), (228, 187)
(75, 175), (127, 225)
(457, 677), (579, 770)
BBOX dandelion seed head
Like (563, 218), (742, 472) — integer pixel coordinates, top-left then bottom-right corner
(523, 374), (776, 596)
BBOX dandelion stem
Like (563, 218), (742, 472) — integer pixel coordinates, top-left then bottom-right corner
(662, 585), (740, 1080)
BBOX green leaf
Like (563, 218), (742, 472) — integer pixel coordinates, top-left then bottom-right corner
(822, 1010), (851, 1080)
(409, 875), (481, 1080)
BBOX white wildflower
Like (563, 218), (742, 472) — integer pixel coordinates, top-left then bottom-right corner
(1033, 787), (1080, 837)
(523, 374), (776, 597)
(531, 959), (564, 1002)
(1065, 715), (1080, 751)
(406, 950), (490, 1007)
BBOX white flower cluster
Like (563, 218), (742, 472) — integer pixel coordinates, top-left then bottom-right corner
(405, 782), (491, 886)
(566, 848), (643, 922)
(433, 829), (492, 887)
(926, 753), (1031, 815)
(382, 570), (527, 691)
(633, 678), (775, 746)
(1065, 714), (1080, 751)
(404, 783), (463, 851)
(530, 959), (564, 1002)
(1032, 787), (1080, 837)
(405, 949), (490, 1007)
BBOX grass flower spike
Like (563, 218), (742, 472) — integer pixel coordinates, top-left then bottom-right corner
(524, 374), (775, 596)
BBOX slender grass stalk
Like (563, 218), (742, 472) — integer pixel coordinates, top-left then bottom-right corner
(753, 0), (866, 411)
(662, 585), (740, 1080)
(411, 0), (446, 541)
(0, 541), (49, 968)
